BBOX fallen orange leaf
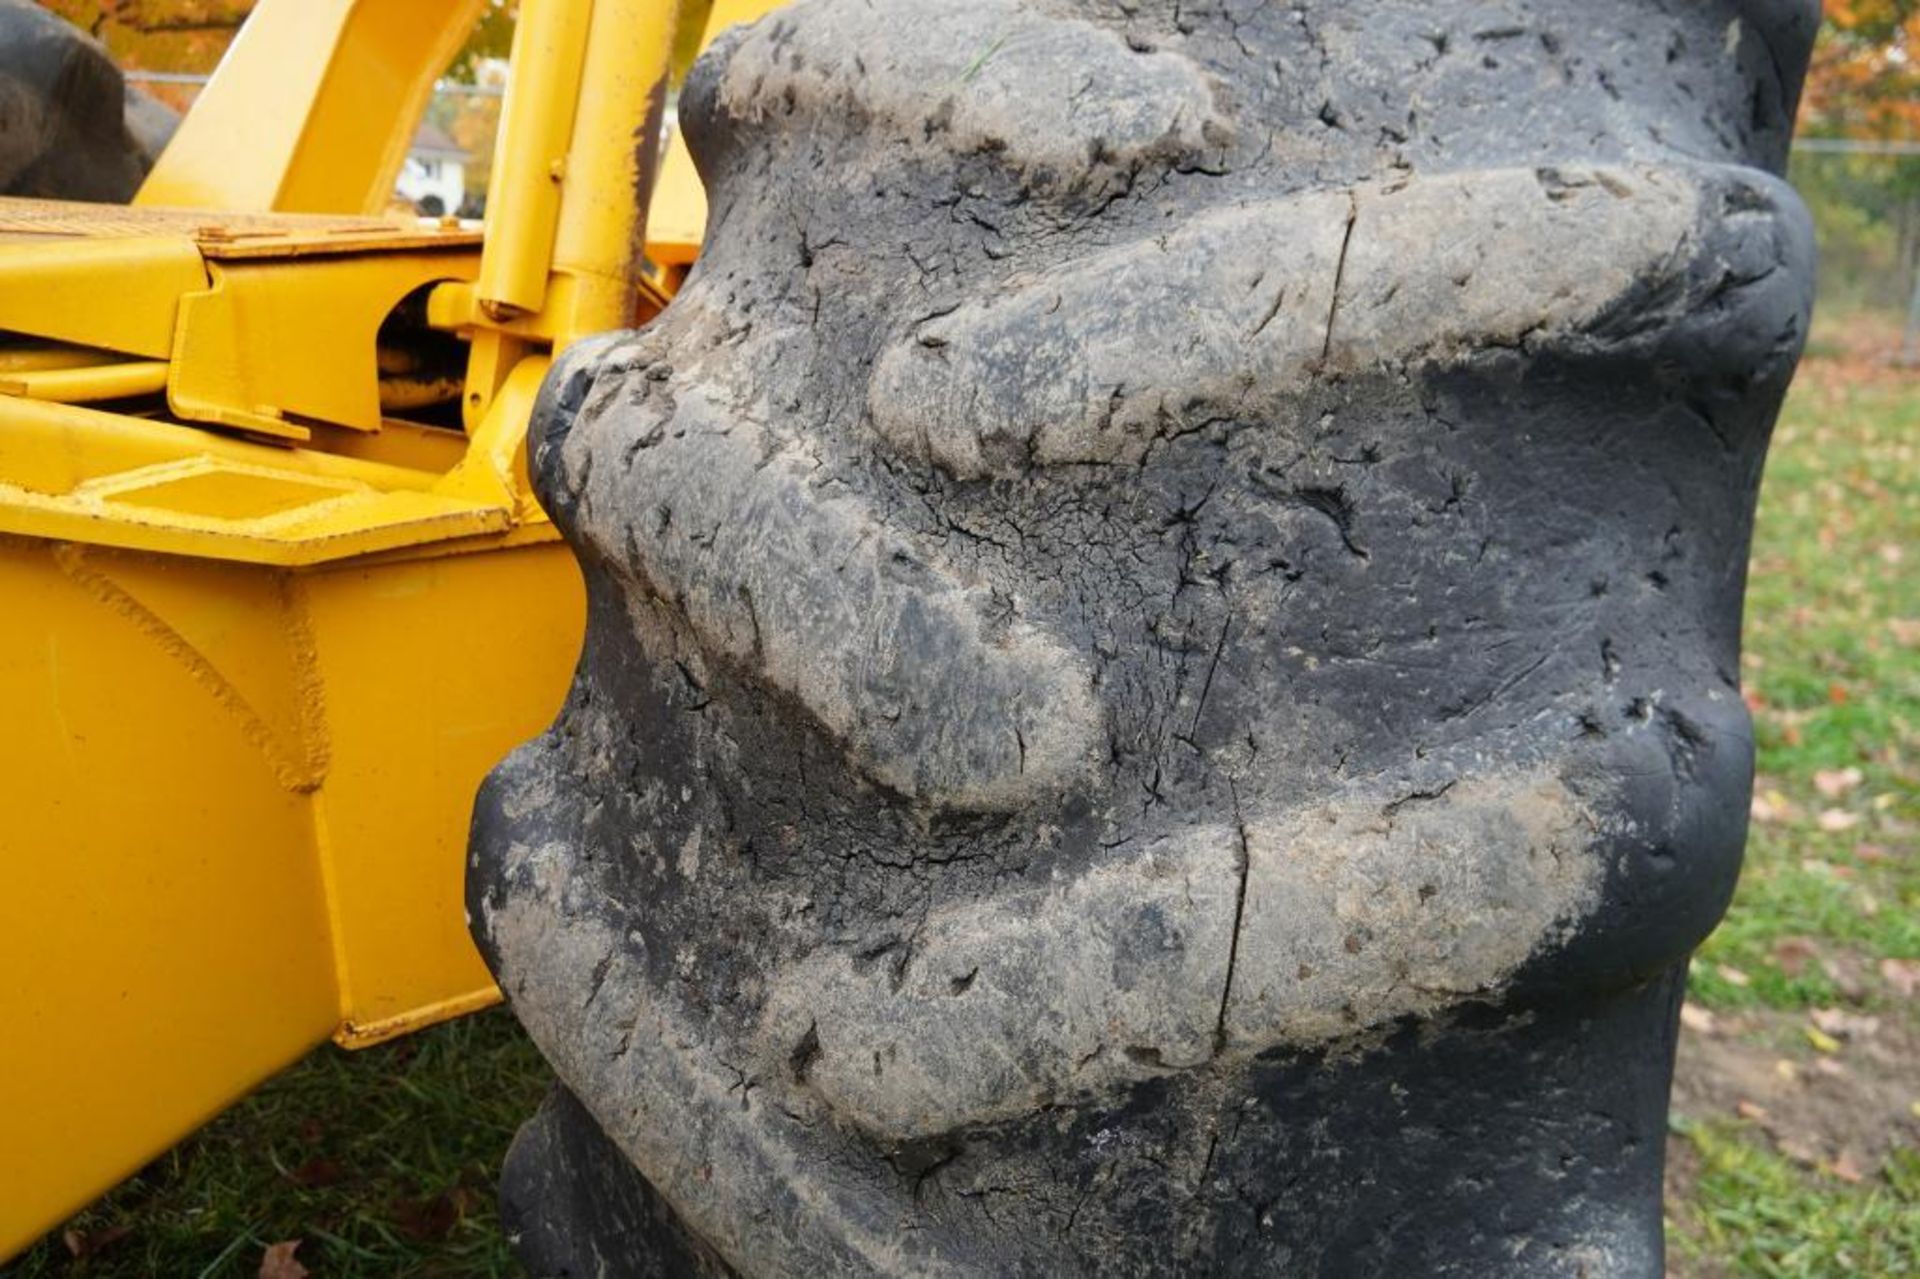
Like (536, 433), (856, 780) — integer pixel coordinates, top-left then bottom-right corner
(1882, 958), (1920, 998)
(1817, 808), (1862, 833)
(1814, 767), (1865, 798)
(61, 1224), (130, 1260)
(259, 1240), (309, 1279)
(1810, 1007), (1881, 1040)
(1828, 1152), (1866, 1185)
(1773, 936), (1819, 976)
(1679, 1002), (1718, 1035)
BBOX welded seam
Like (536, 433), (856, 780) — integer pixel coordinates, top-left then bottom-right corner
(52, 545), (327, 793)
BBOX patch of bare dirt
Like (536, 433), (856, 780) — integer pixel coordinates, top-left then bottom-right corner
(1800, 311), (1920, 393)
(1669, 1003), (1920, 1180)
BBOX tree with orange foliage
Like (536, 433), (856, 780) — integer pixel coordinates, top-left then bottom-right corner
(1795, 0), (1920, 346)
(36, 0), (249, 109)
(1802, 0), (1920, 141)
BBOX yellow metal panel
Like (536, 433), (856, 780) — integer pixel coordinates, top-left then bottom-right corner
(254, 489), (514, 564)
(648, 132), (707, 267)
(697, 0), (787, 52)
(0, 482), (514, 567)
(439, 355), (550, 514)
(0, 397), (529, 567)
(0, 541), (340, 1257)
(137, 0), (486, 216)
(304, 543), (584, 1040)
(136, 0), (354, 210)
(312, 418), (470, 475)
(169, 250), (480, 437)
(93, 461), (360, 522)
(0, 236), (206, 359)
(0, 396), (442, 499)
(276, 0), (492, 216)
(64, 546), (333, 792)
(645, 0), (789, 266)
(0, 533), (585, 1255)
(456, 327), (534, 433)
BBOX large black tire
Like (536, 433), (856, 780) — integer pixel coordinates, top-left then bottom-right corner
(0, 0), (149, 202)
(471, 1), (1819, 1273)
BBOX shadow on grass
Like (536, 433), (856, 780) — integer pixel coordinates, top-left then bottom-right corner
(9, 1009), (550, 1277)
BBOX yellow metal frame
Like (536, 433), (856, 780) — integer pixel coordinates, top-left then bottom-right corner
(0, 0), (793, 1254)
(137, 0), (490, 216)
(0, 533), (584, 1252)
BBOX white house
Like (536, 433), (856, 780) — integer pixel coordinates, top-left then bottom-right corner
(396, 121), (469, 216)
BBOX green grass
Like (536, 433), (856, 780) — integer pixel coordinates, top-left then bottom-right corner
(6, 1011), (549, 1277)
(1669, 1118), (1920, 1278)
(1666, 327), (1920, 1277)
(1688, 356), (1920, 1016)
(10, 335), (1918, 1278)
